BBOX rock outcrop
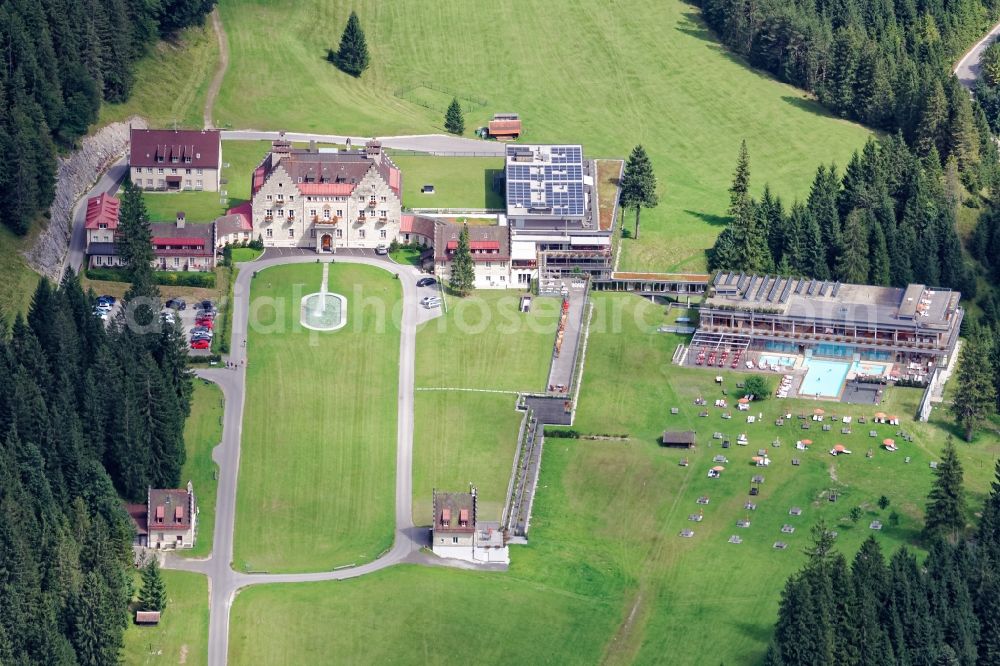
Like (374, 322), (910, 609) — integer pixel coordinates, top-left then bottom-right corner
(23, 116), (147, 281)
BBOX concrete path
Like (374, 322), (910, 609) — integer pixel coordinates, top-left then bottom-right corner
(221, 129), (507, 156)
(203, 7), (229, 130)
(164, 253), (425, 665)
(61, 157), (129, 280)
(954, 20), (1000, 89)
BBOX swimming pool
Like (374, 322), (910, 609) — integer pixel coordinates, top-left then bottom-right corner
(760, 354), (795, 367)
(801, 359), (850, 397)
(851, 361), (887, 376)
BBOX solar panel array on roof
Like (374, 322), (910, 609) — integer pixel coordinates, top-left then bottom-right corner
(767, 278), (782, 302)
(807, 280), (817, 295)
(506, 145), (586, 216)
(755, 276), (770, 300)
(779, 279), (793, 303)
(794, 279), (805, 294)
(831, 282), (842, 297)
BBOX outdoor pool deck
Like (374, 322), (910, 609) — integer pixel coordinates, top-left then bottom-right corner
(682, 347), (894, 403)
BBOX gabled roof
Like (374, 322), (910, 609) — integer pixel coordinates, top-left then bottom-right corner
(130, 129), (221, 169)
(400, 214), (437, 238)
(432, 490), (475, 534)
(84, 193), (120, 230)
(434, 223), (510, 262)
(215, 202), (253, 236)
(147, 487), (195, 532)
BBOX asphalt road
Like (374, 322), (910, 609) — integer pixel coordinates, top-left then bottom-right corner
(221, 129), (507, 156)
(62, 157), (129, 280)
(954, 19), (1000, 89)
(165, 252), (425, 665)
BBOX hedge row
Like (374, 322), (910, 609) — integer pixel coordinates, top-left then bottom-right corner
(85, 268), (216, 288)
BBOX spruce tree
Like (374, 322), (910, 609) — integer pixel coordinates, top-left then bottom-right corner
(448, 224), (475, 297)
(868, 221), (891, 286)
(924, 437), (967, 541)
(728, 140), (751, 218)
(807, 165), (841, 271)
(835, 209), (871, 283)
(138, 558), (167, 612)
(619, 144), (659, 240)
(950, 330), (997, 442)
(444, 98), (464, 135)
(332, 11), (370, 77)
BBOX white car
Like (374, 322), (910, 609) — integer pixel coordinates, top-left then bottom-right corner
(375, 244), (388, 255)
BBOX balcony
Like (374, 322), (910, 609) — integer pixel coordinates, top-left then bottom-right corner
(367, 201), (377, 209)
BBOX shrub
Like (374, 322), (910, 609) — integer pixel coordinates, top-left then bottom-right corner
(84, 268), (216, 288)
(187, 354), (222, 365)
(743, 374), (773, 400)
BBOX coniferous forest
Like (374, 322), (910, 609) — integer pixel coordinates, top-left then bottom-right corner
(0, 185), (192, 662)
(0, 0), (215, 235)
(764, 443), (1000, 666)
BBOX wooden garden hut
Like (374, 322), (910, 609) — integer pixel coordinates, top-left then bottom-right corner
(661, 431), (697, 448)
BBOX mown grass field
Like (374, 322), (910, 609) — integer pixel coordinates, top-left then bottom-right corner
(411, 391), (523, 525)
(215, 0), (871, 272)
(233, 263), (399, 572)
(414, 290), (556, 391)
(121, 570), (208, 666)
(141, 140), (271, 222)
(179, 379), (224, 559)
(389, 155), (504, 209)
(230, 292), (1000, 665)
(98, 21), (218, 130)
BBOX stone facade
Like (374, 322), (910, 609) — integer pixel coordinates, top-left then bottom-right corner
(251, 140), (402, 250)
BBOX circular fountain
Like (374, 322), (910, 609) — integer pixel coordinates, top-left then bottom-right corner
(300, 263), (347, 331)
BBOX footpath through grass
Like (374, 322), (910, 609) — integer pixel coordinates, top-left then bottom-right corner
(179, 379), (223, 559)
(233, 262), (400, 572)
(121, 570), (208, 666)
(216, 0), (871, 271)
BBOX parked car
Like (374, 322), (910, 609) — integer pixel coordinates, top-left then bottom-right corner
(416, 277), (437, 287)
(421, 297), (442, 309)
(161, 311), (176, 324)
(165, 298), (186, 310)
(195, 317), (214, 329)
(190, 334), (212, 345)
(96, 295), (116, 307)
(190, 338), (211, 350)
(95, 302), (112, 313)
(375, 244), (388, 255)
(196, 299), (215, 311)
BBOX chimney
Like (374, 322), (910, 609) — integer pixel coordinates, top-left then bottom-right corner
(176, 212), (186, 229)
(365, 139), (382, 160)
(271, 130), (291, 164)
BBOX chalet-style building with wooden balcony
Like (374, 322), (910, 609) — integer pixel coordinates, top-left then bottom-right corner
(250, 135), (401, 250)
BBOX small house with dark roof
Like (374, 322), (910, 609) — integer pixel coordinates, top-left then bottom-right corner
(86, 207), (217, 272)
(126, 482), (197, 549)
(432, 220), (511, 289)
(431, 486), (509, 564)
(85, 193), (124, 268)
(130, 128), (222, 192)
(214, 202), (253, 248)
(661, 431), (697, 448)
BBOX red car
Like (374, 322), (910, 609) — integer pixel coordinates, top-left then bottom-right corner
(190, 338), (211, 350)
(195, 317), (214, 329)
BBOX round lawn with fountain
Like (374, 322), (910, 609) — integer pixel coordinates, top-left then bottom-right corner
(233, 262), (401, 573)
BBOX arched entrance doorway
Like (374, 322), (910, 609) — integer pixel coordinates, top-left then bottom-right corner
(321, 234), (332, 252)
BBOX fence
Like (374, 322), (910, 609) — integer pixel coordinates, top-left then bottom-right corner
(386, 149), (506, 158)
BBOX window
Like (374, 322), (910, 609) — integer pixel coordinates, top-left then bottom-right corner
(170, 168), (177, 175)
(266, 228), (273, 238)
(380, 229), (387, 239)
(289, 196), (294, 201)
(266, 195), (272, 201)
(174, 257), (179, 266)
(323, 209), (331, 220)
(500, 275), (506, 281)
(185, 156), (191, 163)
(288, 228), (294, 238)
(146, 167), (152, 173)
(358, 229), (365, 239)
(452, 537), (459, 544)
(310, 209), (317, 218)
(336, 209), (343, 217)
(310, 229), (316, 238)
(157, 156), (164, 163)
(197, 168), (203, 175)
(265, 209), (273, 217)
(171, 156), (178, 163)
(185, 168), (192, 175)
(96, 256), (102, 266)
(157, 168), (164, 174)
(379, 210), (387, 218)
(380, 196), (387, 202)
(196, 180), (203, 190)
(134, 168), (141, 175)
(335, 229), (342, 238)
(485, 261), (492, 268)
(98, 223), (107, 230)
(358, 210), (365, 219)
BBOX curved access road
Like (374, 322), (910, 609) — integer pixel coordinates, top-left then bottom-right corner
(954, 19), (1000, 89)
(165, 252), (424, 666)
(61, 157), (129, 280)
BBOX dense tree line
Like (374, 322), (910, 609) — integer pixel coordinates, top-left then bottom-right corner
(0, 0), (215, 235)
(695, 0), (999, 184)
(765, 441), (1000, 666)
(0, 185), (192, 662)
(709, 136), (978, 297)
